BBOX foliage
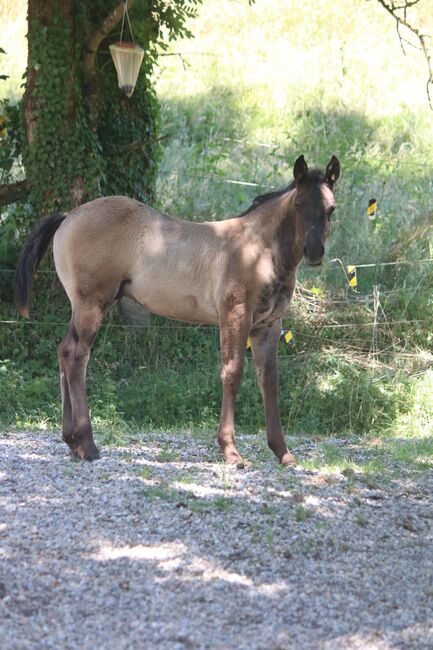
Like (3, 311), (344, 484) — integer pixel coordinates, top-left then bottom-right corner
(0, 0), (203, 221)
(23, 13), (103, 214)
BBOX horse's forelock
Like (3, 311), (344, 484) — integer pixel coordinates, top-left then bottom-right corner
(301, 168), (327, 185)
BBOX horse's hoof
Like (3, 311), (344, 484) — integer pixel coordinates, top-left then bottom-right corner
(280, 451), (296, 466)
(85, 449), (101, 461)
(225, 454), (243, 467)
(75, 445), (101, 461)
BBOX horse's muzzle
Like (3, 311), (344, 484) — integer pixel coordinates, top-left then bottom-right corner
(304, 245), (324, 267)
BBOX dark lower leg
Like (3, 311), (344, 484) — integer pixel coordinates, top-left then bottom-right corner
(66, 351), (99, 460)
(250, 322), (296, 465)
(262, 382), (295, 464)
(58, 350), (75, 451)
(217, 301), (250, 464)
(218, 384), (243, 464)
(60, 309), (101, 460)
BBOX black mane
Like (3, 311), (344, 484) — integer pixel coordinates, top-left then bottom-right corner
(239, 168), (326, 217)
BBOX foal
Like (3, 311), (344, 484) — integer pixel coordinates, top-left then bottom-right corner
(15, 154), (340, 465)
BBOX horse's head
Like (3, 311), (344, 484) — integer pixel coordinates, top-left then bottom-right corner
(292, 154), (340, 267)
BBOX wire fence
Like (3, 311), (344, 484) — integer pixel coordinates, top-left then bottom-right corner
(1, 149), (432, 365)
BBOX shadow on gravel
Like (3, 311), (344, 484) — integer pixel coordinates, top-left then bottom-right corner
(0, 431), (432, 650)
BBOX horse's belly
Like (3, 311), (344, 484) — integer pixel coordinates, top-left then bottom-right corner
(125, 279), (219, 325)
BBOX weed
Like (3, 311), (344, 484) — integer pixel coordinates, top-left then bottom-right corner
(135, 466), (152, 480)
(355, 513), (369, 527)
(220, 466), (234, 490)
(155, 449), (180, 463)
(177, 474), (199, 484)
(140, 485), (175, 501)
(185, 499), (209, 514)
(213, 496), (233, 512)
(295, 505), (313, 522)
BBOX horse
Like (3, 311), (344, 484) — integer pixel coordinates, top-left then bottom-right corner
(15, 154), (340, 466)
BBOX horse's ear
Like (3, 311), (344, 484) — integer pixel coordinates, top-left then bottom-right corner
(293, 155), (308, 183)
(325, 155), (340, 187)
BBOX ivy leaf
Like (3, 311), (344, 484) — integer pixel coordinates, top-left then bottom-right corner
(0, 47), (6, 54)
(0, 75), (9, 81)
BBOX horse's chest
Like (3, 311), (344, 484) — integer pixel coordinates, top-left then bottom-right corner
(254, 277), (296, 325)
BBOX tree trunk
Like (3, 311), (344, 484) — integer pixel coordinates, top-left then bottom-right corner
(21, 0), (159, 218)
(23, 0), (91, 213)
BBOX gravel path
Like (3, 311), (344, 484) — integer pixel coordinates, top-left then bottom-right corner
(1, 430), (432, 650)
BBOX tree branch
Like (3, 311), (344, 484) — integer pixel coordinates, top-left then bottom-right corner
(376, 0), (433, 107)
(82, 0), (136, 80)
(0, 180), (29, 206)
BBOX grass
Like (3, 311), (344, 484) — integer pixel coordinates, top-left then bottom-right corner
(0, 0), (432, 461)
(295, 506), (313, 523)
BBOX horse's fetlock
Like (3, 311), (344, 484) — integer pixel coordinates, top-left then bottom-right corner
(75, 417), (92, 436)
(62, 429), (75, 444)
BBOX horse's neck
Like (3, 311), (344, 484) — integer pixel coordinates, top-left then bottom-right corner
(266, 197), (304, 281)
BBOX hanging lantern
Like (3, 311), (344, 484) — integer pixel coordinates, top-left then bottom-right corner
(109, 42), (144, 97)
(109, 2), (143, 98)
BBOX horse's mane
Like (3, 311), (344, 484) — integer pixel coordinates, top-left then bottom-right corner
(238, 168), (326, 218)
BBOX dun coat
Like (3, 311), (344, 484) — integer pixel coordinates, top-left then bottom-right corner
(15, 155), (340, 465)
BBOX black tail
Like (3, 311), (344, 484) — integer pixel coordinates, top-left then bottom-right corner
(14, 212), (67, 317)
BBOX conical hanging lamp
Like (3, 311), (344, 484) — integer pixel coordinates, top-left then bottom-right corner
(109, 2), (144, 98)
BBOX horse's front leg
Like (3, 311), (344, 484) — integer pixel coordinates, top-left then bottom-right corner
(250, 320), (296, 465)
(218, 297), (251, 465)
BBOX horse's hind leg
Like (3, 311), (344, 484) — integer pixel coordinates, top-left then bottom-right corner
(57, 345), (74, 448)
(58, 303), (103, 460)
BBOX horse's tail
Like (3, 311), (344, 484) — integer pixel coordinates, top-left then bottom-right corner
(14, 212), (67, 318)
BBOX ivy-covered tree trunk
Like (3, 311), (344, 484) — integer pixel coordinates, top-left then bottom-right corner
(22, 0), (163, 217)
(23, 0), (101, 213)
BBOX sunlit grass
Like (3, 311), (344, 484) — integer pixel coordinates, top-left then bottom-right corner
(157, 0), (430, 117)
(0, 0), (27, 102)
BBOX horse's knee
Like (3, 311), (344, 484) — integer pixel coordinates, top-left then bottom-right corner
(58, 338), (73, 362)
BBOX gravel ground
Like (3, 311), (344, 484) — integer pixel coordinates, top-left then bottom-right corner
(0, 429), (432, 650)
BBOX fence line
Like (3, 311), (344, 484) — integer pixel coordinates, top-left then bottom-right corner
(156, 167), (433, 190)
(0, 317), (429, 330)
(1, 257), (432, 278)
(166, 135), (433, 169)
